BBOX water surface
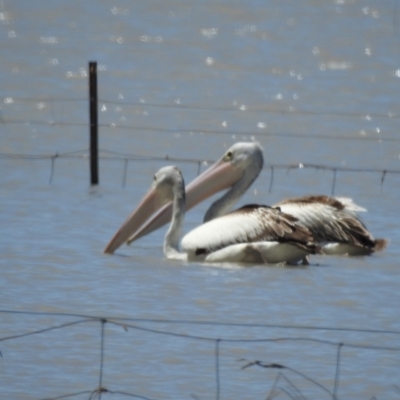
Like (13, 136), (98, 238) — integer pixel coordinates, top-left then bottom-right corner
(1, 1), (400, 399)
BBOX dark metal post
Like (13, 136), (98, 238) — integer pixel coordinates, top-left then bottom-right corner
(89, 61), (99, 185)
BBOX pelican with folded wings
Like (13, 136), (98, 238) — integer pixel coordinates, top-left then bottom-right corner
(104, 165), (319, 264)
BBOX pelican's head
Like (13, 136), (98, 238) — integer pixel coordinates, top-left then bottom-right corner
(151, 166), (185, 203)
(221, 141), (263, 172)
(104, 142), (264, 253)
(103, 166), (184, 254)
(201, 142), (264, 222)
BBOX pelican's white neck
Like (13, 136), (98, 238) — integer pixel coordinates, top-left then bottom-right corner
(163, 174), (187, 260)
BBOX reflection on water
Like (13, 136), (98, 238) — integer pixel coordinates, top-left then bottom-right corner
(1, 1), (400, 399)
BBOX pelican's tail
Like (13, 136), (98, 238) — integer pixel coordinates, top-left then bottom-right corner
(373, 238), (388, 252)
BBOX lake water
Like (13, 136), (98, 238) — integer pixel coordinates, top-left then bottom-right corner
(1, 1), (400, 399)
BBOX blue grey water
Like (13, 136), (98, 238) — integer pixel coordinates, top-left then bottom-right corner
(1, 1), (400, 399)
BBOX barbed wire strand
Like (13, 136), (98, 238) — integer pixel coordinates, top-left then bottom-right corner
(2, 309), (400, 336)
(102, 319), (400, 351)
(2, 117), (400, 143)
(3, 150), (400, 175)
(0, 318), (94, 343)
(3, 95), (400, 121)
(41, 388), (159, 400)
(40, 390), (93, 400)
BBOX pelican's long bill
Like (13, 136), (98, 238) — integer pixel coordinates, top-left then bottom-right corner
(103, 157), (243, 254)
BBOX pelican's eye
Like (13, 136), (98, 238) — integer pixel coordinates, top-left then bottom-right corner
(224, 151), (233, 161)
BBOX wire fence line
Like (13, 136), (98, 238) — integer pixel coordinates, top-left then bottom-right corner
(1, 96), (399, 143)
(2, 95), (400, 121)
(3, 119), (399, 143)
(1, 149), (399, 194)
(1, 309), (399, 400)
(2, 92), (399, 193)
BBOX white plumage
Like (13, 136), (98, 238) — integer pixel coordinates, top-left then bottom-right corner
(182, 206), (318, 264)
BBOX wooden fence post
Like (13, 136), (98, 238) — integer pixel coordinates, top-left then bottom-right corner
(89, 61), (99, 185)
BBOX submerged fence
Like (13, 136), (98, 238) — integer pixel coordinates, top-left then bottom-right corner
(1, 309), (400, 400)
(2, 149), (399, 195)
(1, 61), (400, 193)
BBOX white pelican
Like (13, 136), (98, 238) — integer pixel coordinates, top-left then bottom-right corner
(104, 142), (387, 257)
(104, 165), (319, 264)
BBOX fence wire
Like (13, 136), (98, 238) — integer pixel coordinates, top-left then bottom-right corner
(2, 90), (399, 195)
(1, 310), (399, 400)
(1, 149), (399, 195)
(3, 95), (400, 120)
(1, 96), (400, 142)
(2, 92), (399, 193)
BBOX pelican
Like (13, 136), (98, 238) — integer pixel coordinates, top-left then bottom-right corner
(104, 165), (319, 264)
(104, 142), (387, 257)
